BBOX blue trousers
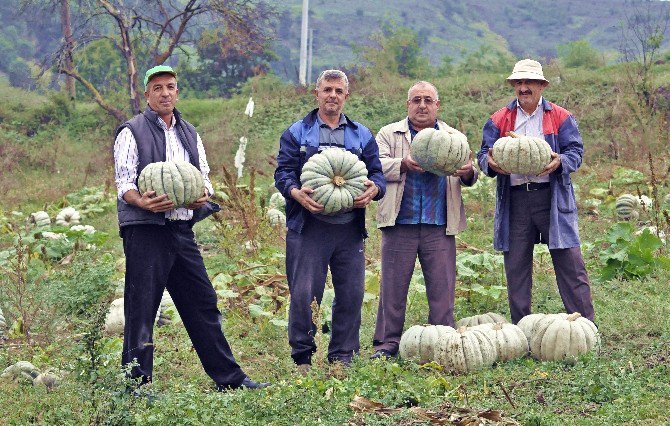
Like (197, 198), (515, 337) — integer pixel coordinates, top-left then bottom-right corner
(121, 221), (246, 387)
(285, 217), (365, 365)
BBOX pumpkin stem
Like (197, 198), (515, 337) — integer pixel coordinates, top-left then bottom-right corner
(457, 326), (468, 333)
(492, 323), (504, 331)
(567, 312), (582, 321)
(505, 131), (521, 138)
(333, 176), (345, 187)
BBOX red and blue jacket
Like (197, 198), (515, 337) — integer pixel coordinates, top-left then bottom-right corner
(274, 109), (386, 235)
(476, 99), (583, 251)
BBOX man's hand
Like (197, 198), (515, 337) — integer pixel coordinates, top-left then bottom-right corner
(291, 187), (324, 214)
(401, 154), (425, 173)
(537, 152), (561, 177)
(187, 191), (210, 210)
(126, 190), (175, 213)
(487, 150), (510, 175)
(453, 154), (475, 180)
(353, 180), (379, 208)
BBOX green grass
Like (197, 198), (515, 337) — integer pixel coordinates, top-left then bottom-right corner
(1, 63), (670, 425)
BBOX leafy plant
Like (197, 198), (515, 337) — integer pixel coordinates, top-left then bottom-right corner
(456, 252), (507, 312)
(598, 222), (670, 281)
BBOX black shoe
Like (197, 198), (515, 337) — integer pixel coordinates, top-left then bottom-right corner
(217, 376), (271, 391)
(370, 349), (397, 360)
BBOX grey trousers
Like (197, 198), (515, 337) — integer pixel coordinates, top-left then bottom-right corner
(505, 186), (595, 324)
(285, 218), (365, 365)
(373, 224), (456, 354)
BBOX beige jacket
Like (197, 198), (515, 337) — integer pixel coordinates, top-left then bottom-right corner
(375, 118), (478, 235)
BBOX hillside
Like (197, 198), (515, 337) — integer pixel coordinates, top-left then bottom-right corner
(269, 0), (670, 79)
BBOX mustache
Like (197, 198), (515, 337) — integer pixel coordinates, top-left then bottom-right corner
(519, 90), (533, 95)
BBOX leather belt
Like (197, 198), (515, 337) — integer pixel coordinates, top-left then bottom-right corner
(510, 182), (550, 192)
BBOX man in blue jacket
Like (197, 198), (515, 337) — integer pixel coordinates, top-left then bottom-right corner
(275, 69), (386, 371)
(476, 59), (594, 324)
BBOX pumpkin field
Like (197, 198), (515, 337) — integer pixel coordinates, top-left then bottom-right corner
(1, 59), (670, 425)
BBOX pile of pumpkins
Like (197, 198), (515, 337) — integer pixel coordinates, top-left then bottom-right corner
(1, 361), (60, 389)
(399, 311), (599, 374)
(29, 207), (82, 228)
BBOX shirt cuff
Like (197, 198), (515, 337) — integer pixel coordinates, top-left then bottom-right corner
(117, 184), (138, 203)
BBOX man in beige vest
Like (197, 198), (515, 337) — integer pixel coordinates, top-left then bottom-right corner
(371, 81), (478, 359)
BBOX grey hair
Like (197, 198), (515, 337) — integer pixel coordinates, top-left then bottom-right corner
(316, 69), (349, 92)
(408, 81), (439, 101)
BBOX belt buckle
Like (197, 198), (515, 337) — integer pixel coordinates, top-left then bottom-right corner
(524, 182), (532, 191)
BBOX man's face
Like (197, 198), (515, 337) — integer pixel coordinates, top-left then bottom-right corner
(511, 79), (547, 112)
(407, 84), (440, 130)
(314, 78), (348, 118)
(145, 74), (178, 117)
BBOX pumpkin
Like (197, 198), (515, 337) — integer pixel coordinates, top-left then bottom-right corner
(267, 208), (286, 226)
(138, 161), (205, 208)
(33, 372), (59, 389)
(104, 298), (125, 334)
(474, 322), (529, 362)
(70, 224), (95, 234)
(433, 327), (497, 373)
(157, 291), (180, 327)
(529, 312), (599, 362)
(300, 149), (368, 215)
(398, 324), (456, 364)
(615, 194), (639, 221)
(410, 127), (471, 176)
(663, 193), (670, 211)
(517, 313), (553, 342)
(1, 361), (40, 384)
(269, 192), (286, 210)
(456, 312), (508, 328)
(29, 211), (50, 228)
(55, 207), (81, 226)
(491, 131), (552, 175)
(0, 306), (6, 332)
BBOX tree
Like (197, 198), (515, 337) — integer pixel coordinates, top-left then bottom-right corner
(43, 0), (274, 121)
(557, 40), (604, 69)
(356, 23), (431, 79)
(619, 0), (670, 108)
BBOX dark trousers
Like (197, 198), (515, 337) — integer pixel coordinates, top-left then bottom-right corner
(373, 224), (456, 354)
(285, 218), (365, 365)
(505, 187), (595, 324)
(121, 222), (246, 387)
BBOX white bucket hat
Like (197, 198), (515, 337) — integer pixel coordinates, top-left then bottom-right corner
(507, 59), (548, 83)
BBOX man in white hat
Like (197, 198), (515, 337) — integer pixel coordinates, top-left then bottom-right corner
(476, 59), (594, 324)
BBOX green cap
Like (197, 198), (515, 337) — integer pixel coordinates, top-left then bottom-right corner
(144, 65), (177, 88)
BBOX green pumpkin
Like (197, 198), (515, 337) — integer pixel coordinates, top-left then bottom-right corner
(138, 161), (205, 208)
(268, 192), (286, 210)
(267, 208), (286, 226)
(615, 194), (639, 221)
(29, 211), (50, 228)
(491, 132), (552, 175)
(300, 149), (368, 215)
(410, 127), (470, 176)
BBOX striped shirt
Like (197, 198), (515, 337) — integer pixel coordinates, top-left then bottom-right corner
(113, 113), (214, 221)
(510, 97), (550, 186)
(395, 119), (447, 225)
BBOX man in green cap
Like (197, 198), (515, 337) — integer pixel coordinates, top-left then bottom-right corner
(113, 65), (270, 391)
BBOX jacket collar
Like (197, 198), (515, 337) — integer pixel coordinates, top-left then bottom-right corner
(303, 108), (358, 129)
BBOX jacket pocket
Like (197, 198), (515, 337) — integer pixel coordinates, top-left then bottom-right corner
(556, 177), (576, 213)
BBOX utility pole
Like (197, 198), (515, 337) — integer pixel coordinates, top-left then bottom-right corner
(307, 28), (314, 85)
(299, 0), (309, 86)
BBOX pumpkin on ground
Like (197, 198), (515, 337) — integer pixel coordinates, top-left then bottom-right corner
(268, 192), (286, 210)
(398, 324), (456, 364)
(615, 194), (639, 221)
(433, 327), (497, 373)
(456, 312), (508, 328)
(663, 193), (670, 211)
(0, 306), (6, 334)
(138, 161), (205, 208)
(33, 371), (60, 389)
(104, 298), (125, 334)
(474, 322), (529, 362)
(410, 127), (471, 176)
(491, 131), (552, 175)
(517, 313), (554, 342)
(55, 207), (81, 226)
(1, 361), (40, 384)
(29, 211), (50, 228)
(267, 208), (286, 226)
(529, 312), (599, 363)
(300, 149), (368, 215)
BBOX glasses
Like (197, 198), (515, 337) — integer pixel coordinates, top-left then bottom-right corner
(409, 96), (436, 105)
(511, 79), (544, 86)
